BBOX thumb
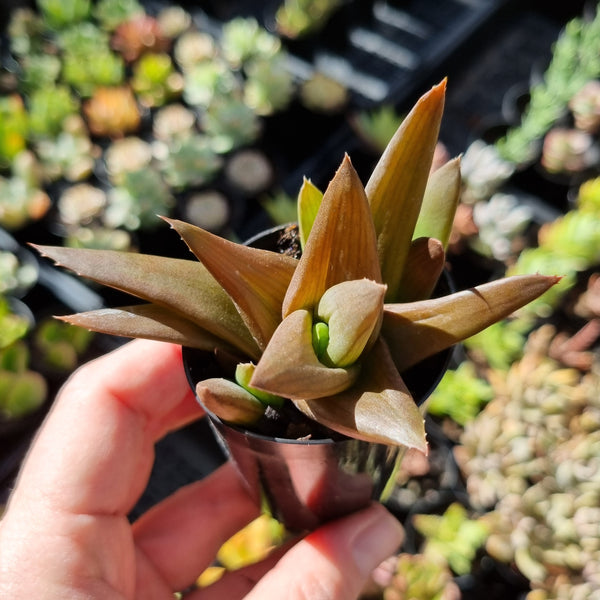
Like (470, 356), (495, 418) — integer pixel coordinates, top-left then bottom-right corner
(246, 503), (404, 600)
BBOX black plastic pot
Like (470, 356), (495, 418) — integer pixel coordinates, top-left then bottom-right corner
(182, 224), (453, 532)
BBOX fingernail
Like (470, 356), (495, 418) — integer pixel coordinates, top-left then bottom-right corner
(352, 505), (404, 577)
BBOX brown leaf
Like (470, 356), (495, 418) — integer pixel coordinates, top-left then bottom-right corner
(196, 378), (265, 425)
(294, 338), (427, 451)
(383, 274), (562, 371)
(366, 80), (446, 302)
(282, 155), (381, 317)
(396, 237), (445, 302)
(57, 304), (233, 351)
(164, 218), (298, 351)
(33, 244), (260, 358)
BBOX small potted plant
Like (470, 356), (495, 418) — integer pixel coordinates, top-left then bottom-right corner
(33, 82), (559, 531)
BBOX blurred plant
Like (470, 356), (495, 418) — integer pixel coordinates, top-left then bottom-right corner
(220, 17), (281, 69)
(511, 184), (600, 317)
(201, 96), (261, 153)
(57, 183), (107, 229)
(27, 84), (80, 139)
(577, 174), (600, 211)
(18, 53), (62, 94)
(173, 30), (216, 73)
(34, 317), (94, 371)
(159, 135), (222, 190)
(156, 6), (191, 40)
(457, 325), (600, 598)
(464, 317), (534, 372)
(0, 340), (47, 421)
(103, 136), (153, 184)
(471, 192), (534, 261)
(0, 251), (38, 297)
(105, 167), (173, 230)
(350, 105), (405, 153)
(460, 139), (515, 204)
(65, 226), (132, 251)
(0, 95), (29, 169)
(111, 14), (170, 63)
(59, 23), (125, 97)
(93, 0), (144, 32)
(37, 0), (91, 29)
(7, 8), (47, 57)
(0, 297), (31, 349)
(275, 0), (343, 39)
(569, 78), (600, 134)
(0, 151), (51, 230)
(243, 55), (295, 116)
(496, 4), (600, 165)
(183, 190), (230, 233)
(540, 128), (599, 175)
(382, 552), (460, 600)
(131, 52), (183, 108)
(300, 72), (348, 114)
(35, 115), (99, 182)
(224, 149), (273, 195)
(260, 189), (298, 225)
(197, 514), (286, 587)
(83, 86), (141, 138)
(427, 361), (494, 426)
(152, 103), (196, 142)
(182, 60), (237, 107)
(413, 502), (489, 576)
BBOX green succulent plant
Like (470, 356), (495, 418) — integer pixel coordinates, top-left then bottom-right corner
(33, 82), (559, 450)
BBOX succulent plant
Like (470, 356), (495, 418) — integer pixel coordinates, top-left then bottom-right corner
(0, 340), (47, 421)
(540, 127), (599, 175)
(111, 14), (170, 63)
(7, 8), (47, 57)
(65, 226), (132, 251)
(413, 502), (489, 576)
(57, 183), (107, 228)
(300, 71), (348, 114)
(103, 136), (153, 184)
(220, 17), (281, 69)
(471, 192), (534, 260)
(131, 52), (183, 108)
(183, 190), (230, 233)
(37, 0), (91, 30)
(27, 84), (80, 139)
(93, 0), (144, 32)
(158, 135), (223, 190)
(349, 104), (405, 154)
(0, 297), (31, 349)
(34, 317), (94, 372)
(382, 552), (460, 600)
(33, 82), (559, 450)
(275, 0), (343, 39)
(173, 30), (216, 73)
(18, 53), (62, 94)
(182, 60), (237, 107)
(156, 6), (191, 40)
(457, 325), (600, 598)
(83, 86), (141, 138)
(427, 360), (494, 426)
(201, 95), (261, 153)
(34, 114), (99, 182)
(0, 251), (38, 297)
(569, 79), (600, 134)
(0, 95), (29, 169)
(152, 103), (196, 142)
(104, 167), (174, 231)
(243, 55), (295, 116)
(0, 151), (51, 230)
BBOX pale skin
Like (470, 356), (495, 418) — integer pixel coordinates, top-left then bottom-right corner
(0, 339), (404, 599)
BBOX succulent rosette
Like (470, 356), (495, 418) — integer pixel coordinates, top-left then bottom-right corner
(33, 81), (559, 452)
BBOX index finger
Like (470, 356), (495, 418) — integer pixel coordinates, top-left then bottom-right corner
(11, 339), (203, 516)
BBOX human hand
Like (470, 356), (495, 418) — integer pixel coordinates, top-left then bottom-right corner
(0, 339), (404, 599)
